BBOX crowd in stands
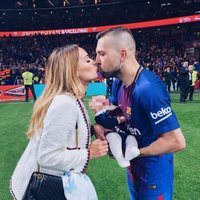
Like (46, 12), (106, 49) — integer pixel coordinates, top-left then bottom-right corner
(0, 33), (93, 85)
(0, 24), (200, 90)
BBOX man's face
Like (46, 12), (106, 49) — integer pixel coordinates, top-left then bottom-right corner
(95, 36), (121, 78)
(188, 66), (193, 72)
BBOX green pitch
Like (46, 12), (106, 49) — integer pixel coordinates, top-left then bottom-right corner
(0, 93), (199, 200)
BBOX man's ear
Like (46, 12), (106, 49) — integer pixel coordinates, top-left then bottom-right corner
(120, 49), (127, 62)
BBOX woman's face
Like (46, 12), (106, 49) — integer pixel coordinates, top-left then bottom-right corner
(78, 47), (98, 84)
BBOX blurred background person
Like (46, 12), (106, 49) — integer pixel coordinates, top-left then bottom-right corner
(179, 61), (189, 103)
(22, 65), (37, 102)
(188, 65), (198, 101)
(164, 66), (172, 93)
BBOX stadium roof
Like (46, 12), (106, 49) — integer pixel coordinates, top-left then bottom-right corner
(0, 0), (120, 9)
(0, 0), (199, 31)
(0, 0), (199, 10)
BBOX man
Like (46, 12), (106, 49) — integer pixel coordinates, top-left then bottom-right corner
(194, 60), (200, 72)
(22, 66), (37, 102)
(164, 66), (172, 93)
(94, 27), (186, 200)
(188, 65), (198, 101)
(179, 61), (189, 103)
(194, 61), (200, 89)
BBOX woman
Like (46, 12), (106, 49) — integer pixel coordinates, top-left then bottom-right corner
(10, 45), (109, 200)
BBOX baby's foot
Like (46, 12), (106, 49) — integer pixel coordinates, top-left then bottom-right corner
(116, 157), (130, 168)
(125, 147), (140, 161)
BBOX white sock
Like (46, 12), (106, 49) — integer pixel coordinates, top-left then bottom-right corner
(106, 132), (130, 168)
(125, 135), (140, 161)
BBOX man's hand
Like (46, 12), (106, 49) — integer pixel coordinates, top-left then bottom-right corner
(93, 123), (107, 140)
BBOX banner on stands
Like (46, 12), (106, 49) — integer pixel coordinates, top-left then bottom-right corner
(0, 85), (32, 102)
(0, 14), (199, 37)
(0, 83), (107, 102)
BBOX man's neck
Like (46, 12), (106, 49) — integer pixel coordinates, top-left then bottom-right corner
(118, 60), (140, 87)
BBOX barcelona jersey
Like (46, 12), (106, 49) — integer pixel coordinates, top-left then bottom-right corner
(109, 68), (180, 197)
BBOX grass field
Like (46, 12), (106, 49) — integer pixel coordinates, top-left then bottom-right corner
(0, 93), (200, 200)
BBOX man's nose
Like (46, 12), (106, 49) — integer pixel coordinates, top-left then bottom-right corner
(95, 55), (100, 64)
(95, 61), (101, 69)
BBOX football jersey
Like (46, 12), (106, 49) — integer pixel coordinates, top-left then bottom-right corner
(109, 68), (180, 195)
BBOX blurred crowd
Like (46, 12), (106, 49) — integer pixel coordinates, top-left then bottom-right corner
(0, 24), (200, 92)
(0, 33), (96, 85)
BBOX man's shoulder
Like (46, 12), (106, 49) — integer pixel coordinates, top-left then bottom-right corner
(22, 71), (32, 75)
(136, 69), (166, 97)
(137, 69), (158, 90)
(193, 70), (198, 75)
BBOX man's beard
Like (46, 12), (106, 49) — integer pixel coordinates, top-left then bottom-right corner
(98, 67), (121, 79)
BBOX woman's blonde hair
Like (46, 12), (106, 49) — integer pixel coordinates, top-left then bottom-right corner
(27, 44), (84, 138)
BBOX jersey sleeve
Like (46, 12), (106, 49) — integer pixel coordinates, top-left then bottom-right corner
(140, 82), (180, 136)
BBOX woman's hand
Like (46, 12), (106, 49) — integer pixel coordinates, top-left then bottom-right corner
(89, 139), (109, 159)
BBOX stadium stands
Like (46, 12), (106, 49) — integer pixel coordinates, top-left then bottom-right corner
(0, 23), (199, 86)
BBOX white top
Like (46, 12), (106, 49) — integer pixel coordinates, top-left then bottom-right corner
(10, 94), (91, 200)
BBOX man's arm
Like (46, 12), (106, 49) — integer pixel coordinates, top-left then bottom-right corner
(139, 128), (186, 157)
(93, 123), (107, 140)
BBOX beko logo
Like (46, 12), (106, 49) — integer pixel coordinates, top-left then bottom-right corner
(150, 107), (172, 124)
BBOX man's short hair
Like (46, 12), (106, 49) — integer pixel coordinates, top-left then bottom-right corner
(96, 27), (134, 41)
(96, 27), (136, 53)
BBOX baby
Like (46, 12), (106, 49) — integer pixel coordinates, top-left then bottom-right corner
(89, 96), (140, 168)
